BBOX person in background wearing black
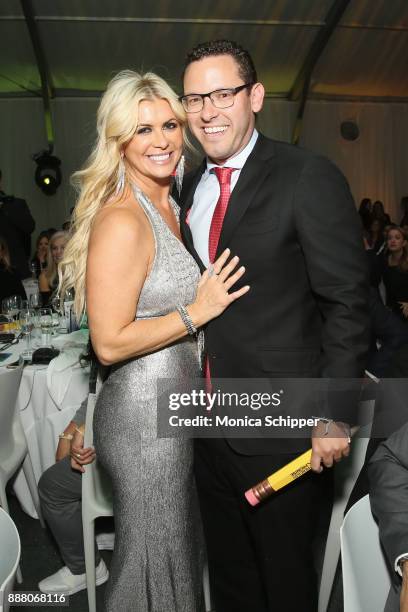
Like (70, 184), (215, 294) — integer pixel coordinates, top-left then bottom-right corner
(31, 231), (49, 278)
(0, 235), (26, 303)
(400, 196), (408, 228)
(0, 169), (35, 279)
(367, 217), (386, 254)
(358, 197), (372, 232)
(374, 226), (408, 324)
(372, 199), (392, 226)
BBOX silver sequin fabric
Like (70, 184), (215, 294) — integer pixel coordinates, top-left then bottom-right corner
(93, 188), (204, 612)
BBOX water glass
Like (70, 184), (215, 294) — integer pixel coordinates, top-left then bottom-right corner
(30, 293), (41, 309)
(39, 308), (53, 347)
(19, 308), (35, 359)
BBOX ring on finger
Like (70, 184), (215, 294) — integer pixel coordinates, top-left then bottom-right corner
(207, 264), (218, 278)
(76, 453), (81, 458)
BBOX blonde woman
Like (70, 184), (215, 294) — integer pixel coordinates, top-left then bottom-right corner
(31, 231), (49, 278)
(39, 231), (67, 304)
(59, 70), (248, 611)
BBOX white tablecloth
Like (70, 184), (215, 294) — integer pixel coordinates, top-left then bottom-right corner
(3, 331), (90, 518)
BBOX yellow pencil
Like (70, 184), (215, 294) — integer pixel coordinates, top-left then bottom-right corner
(245, 449), (313, 506)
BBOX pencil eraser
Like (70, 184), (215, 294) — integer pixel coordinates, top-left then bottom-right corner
(245, 489), (259, 506)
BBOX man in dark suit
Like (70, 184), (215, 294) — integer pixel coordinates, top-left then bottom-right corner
(180, 40), (369, 611)
(0, 169), (35, 278)
(369, 418), (408, 612)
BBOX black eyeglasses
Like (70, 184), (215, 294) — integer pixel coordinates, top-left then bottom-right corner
(180, 83), (253, 113)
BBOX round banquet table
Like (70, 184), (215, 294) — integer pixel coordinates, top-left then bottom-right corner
(1, 330), (90, 518)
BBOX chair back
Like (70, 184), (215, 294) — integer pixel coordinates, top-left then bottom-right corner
(341, 494), (391, 612)
(0, 362), (24, 462)
(82, 393), (113, 516)
(0, 507), (21, 612)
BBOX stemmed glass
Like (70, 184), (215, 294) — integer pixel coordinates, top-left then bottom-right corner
(19, 307), (35, 359)
(1, 296), (20, 330)
(8, 295), (22, 319)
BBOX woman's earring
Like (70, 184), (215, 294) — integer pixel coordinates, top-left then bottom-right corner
(115, 152), (125, 196)
(175, 154), (185, 196)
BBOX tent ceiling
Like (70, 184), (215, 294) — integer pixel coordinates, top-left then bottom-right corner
(1, 0), (407, 99)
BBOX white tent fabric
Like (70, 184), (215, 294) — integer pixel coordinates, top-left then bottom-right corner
(1, 0), (408, 236)
(300, 100), (408, 223)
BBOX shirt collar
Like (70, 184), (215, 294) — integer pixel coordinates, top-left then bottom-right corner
(206, 129), (258, 173)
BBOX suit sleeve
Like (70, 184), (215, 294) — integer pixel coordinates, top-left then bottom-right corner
(369, 422), (408, 574)
(3, 197), (35, 235)
(294, 156), (369, 379)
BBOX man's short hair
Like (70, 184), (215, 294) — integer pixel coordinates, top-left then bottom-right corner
(183, 40), (257, 85)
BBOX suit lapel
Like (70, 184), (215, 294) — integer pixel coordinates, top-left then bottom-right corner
(217, 135), (276, 257)
(180, 160), (206, 271)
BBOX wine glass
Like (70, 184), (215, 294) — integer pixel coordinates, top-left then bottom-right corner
(19, 307), (35, 359)
(8, 295), (22, 319)
(1, 297), (16, 330)
(39, 308), (53, 347)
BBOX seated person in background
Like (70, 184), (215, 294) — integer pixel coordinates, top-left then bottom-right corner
(369, 420), (408, 612)
(0, 235), (26, 302)
(364, 239), (408, 378)
(38, 392), (111, 595)
(372, 200), (392, 227)
(401, 197), (408, 228)
(367, 218), (386, 254)
(31, 231), (49, 278)
(39, 231), (67, 305)
(374, 227), (408, 324)
(358, 197), (373, 232)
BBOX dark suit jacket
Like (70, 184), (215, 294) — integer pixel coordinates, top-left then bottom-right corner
(369, 421), (408, 612)
(0, 192), (35, 279)
(180, 134), (369, 454)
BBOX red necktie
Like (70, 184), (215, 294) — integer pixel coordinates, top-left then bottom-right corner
(205, 166), (235, 396)
(208, 167), (235, 263)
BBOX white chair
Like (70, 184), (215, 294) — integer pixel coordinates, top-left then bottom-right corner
(340, 494), (391, 612)
(0, 506), (21, 612)
(318, 400), (374, 612)
(0, 361), (45, 583)
(82, 393), (212, 612)
(82, 394), (114, 612)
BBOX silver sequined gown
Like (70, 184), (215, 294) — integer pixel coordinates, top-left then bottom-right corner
(93, 188), (204, 612)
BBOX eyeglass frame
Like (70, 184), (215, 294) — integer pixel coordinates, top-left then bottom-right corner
(179, 83), (253, 113)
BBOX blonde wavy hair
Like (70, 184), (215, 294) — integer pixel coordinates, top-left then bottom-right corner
(59, 70), (190, 318)
(44, 231), (68, 288)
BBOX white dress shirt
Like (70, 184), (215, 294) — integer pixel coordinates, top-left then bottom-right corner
(189, 129), (259, 267)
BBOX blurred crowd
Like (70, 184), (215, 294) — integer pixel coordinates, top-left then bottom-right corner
(0, 168), (72, 306)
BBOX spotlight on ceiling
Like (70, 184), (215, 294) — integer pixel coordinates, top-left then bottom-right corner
(33, 150), (62, 195)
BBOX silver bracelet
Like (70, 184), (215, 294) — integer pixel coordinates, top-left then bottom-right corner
(312, 417), (333, 436)
(177, 305), (197, 335)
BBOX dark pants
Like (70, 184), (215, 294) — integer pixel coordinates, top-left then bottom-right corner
(194, 438), (333, 612)
(38, 456), (100, 575)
